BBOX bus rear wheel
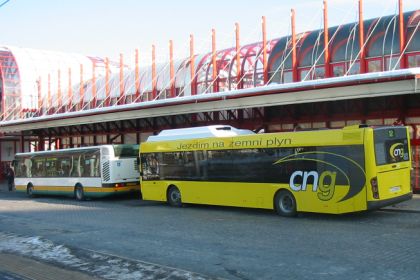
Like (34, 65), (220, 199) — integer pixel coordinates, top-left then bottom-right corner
(27, 184), (34, 198)
(167, 186), (182, 207)
(274, 190), (297, 217)
(75, 185), (85, 201)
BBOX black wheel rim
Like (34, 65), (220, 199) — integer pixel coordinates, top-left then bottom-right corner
(170, 189), (180, 204)
(280, 194), (294, 214)
(76, 188), (83, 200)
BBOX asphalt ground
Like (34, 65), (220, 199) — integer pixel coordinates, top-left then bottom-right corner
(0, 182), (211, 280)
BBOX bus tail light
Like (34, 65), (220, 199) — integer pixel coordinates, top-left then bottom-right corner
(115, 183), (124, 188)
(370, 177), (380, 199)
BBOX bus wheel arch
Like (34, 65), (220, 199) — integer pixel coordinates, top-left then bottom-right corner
(167, 185), (182, 207)
(274, 189), (297, 217)
(74, 183), (85, 201)
(27, 183), (35, 198)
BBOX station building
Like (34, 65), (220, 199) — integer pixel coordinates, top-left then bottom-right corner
(0, 9), (419, 189)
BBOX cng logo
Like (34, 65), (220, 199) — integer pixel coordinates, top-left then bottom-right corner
(274, 150), (366, 202)
(289, 170), (337, 201)
(390, 143), (404, 160)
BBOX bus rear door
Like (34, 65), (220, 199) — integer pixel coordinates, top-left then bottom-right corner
(368, 127), (412, 208)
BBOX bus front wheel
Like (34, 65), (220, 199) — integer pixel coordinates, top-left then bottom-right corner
(167, 186), (182, 207)
(75, 185), (85, 201)
(274, 190), (297, 217)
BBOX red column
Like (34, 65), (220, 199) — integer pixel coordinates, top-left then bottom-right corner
(212, 29), (218, 93)
(47, 73), (51, 113)
(37, 76), (42, 115)
(169, 40), (175, 98)
(190, 34), (196, 95)
(235, 22), (242, 88)
(262, 16), (268, 84)
(105, 57), (110, 106)
(291, 9), (298, 82)
(79, 64), (85, 109)
(152, 45), (157, 99)
(119, 53), (124, 104)
(399, 0), (406, 69)
(92, 61), (96, 108)
(359, 0), (366, 73)
(57, 70), (62, 111)
(323, 0), (331, 77)
(67, 68), (72, 112)
(135, 49), (140, 100)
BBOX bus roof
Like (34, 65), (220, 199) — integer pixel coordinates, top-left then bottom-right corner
(146, 125), (255, 142)
(15, 145), (103, 157)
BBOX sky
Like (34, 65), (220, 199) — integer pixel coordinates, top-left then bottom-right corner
(0, 0), (419, 65)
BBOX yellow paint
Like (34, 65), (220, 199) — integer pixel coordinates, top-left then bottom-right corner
(140, 126), (412, 214)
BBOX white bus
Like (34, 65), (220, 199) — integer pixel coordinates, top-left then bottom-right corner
(13, 145), (140, 200)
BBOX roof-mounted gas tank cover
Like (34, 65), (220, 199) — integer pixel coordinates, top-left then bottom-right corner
(146, 125), (255, 142)
(343, 124), (369, 130)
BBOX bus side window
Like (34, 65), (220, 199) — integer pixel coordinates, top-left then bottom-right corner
(70, 156), (79, 177)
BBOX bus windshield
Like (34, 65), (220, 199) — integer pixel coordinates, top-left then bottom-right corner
(113, 145), (139, 158)
(374, 127), (410, 166)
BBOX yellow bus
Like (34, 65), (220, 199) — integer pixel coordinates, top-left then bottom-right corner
(139, 125), (412, 216)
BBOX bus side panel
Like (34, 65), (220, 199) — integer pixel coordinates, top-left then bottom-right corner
(294, 184), (367, 214)
(14, 177), (102, 196)
(180, 181), (279, 209)
(141, 180), (368, 214)
(141, 181), (168, 202)
(142, 180), (280, 209)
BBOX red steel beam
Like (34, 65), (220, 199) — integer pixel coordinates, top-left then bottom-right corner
(68, 68), (72, 112)
(47, 73), (51, 113)
(169, 40), (175, 98)
(135, 49), (140, 100)
(190, 34), (196, 95)
(57, 70), (62, 111)
(119, 53), (124, 104)
(37, 76), (42, 115)
(92, 61), (96, 108)
(323, 0), (331, 77)
(262, 16), (268, 84)
(291, 9), (298, 82)
(359, 0), (366, 73)
(399, 0), (406, 69)
(152, 45), (157, 99)
(235, 22), (242, 88)
(212, 28), (218, 93)
(105, 57), (110, 106)
(80, 64), (84, 109)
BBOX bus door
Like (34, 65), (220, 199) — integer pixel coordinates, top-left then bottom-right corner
(372, 127), (411, 200)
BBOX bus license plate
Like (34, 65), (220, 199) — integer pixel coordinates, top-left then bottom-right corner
(389, 186), (401, 193)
